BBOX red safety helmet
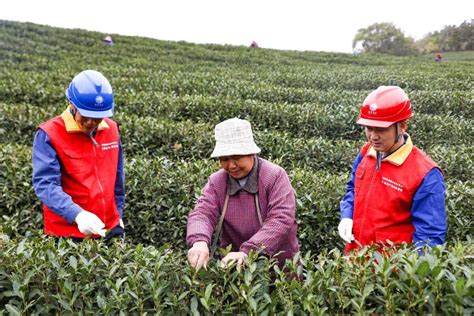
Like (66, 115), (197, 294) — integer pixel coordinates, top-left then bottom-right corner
(356, 86), (413, 128)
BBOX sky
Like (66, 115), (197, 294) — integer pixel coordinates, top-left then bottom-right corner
(1, 0), (472, 53)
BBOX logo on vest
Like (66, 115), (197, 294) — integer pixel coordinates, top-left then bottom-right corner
(381, 176), (403, 192)
(101, 141), (119, 151)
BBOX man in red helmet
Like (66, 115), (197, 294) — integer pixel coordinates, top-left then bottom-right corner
(338, 86), (446, 253)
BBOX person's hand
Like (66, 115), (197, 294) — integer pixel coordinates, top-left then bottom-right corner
(74, 210), (106, 237)
(119, 218), (124, 229)
(221, 251), (247, 268)
(187, 241), (209, 270)
(338, 218), (355, 243)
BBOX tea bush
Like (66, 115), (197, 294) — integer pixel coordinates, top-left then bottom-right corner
(1, 144), (472, 252)
(2, 103), (473, 181)
(0, 234), (472, 314)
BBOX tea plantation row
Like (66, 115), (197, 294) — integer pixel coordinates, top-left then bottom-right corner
(0, 236), (472, 314)
(2, 103), (473, 181)
(1, 68), (473, 119)
(1, 144), (472, 252)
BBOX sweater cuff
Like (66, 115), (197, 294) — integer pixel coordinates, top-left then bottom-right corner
(187, 236), (210, 248)
(65, 204), (83, 224)
(239, 243), (255, 255)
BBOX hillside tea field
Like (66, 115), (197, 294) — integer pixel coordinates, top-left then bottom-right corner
(0, 20), (473, 314)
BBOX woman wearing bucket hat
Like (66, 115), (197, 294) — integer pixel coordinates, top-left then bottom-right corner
(32, 70), (125, 241)
(186, 118), (299, 270)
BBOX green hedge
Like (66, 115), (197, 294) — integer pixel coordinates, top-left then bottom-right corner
(0, 235), (472, 314)
(2, 103), (473, 181)
(2, 91), (473, 149)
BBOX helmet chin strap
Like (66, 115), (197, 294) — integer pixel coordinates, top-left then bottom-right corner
(69, 105), (77, 119)
(375, 122), (402, 171)
(395, 122), (402, 142)
(69, 105), (98, 137)
(390, 122), (403, 150)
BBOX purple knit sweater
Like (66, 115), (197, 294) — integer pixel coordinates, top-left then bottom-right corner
(186, 157), (299, 265)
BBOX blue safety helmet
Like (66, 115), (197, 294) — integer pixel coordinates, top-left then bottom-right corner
(66, 70), (114, 118)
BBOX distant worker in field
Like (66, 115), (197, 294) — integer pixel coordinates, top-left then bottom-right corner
(32, 70), (125, 241)
(435, 51), (443, 62)
(338, 86), (446, 253)
(103, 35), (113, 46)
(186, 118), (299, 270)
(250, 41), (259, 48)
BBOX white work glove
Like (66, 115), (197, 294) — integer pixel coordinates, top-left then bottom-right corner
(119, 218), (124, 228)
(221, 251), (248, 268)
(75, 210), (107, 237)
(187, 241), (209, 271)
(338, 218), (355, 243)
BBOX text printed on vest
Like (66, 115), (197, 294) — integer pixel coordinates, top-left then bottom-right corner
(381, 176), (403, 192)
(101, 141), (119, 151)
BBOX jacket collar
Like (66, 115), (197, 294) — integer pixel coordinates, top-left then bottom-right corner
(227, 156), (259, 195)
(60, 106), (109, 133)
(367, 134), (413, 166)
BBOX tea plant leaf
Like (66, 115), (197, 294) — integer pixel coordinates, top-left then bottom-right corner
(5, 304), (21, 316)
(416, 260), (430, 278)
(69, 255), (77, 269)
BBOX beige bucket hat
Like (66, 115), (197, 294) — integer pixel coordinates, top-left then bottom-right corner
(210, 118), (261, 158)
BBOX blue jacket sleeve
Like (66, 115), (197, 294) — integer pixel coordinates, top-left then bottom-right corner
(339, 152), (363, 219)
(32, 129), (83, 223)
(411, 168), (447, 246)
(114, 138), (125, 218)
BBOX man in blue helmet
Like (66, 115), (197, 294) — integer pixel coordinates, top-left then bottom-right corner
(32, 70), (125, 240)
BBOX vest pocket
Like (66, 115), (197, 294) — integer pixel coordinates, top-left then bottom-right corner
(63, 149), (88, 174)
(354, 168), (365, 195)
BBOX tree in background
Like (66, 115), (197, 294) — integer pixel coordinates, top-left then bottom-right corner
(352, 22), (417, 56)
(415, 21), (474, 53)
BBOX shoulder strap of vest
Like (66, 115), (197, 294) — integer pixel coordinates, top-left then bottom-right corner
(210, 193), (229, 259)
(412, 146), (443, 176)
(103, 118), (117, 128)
(38, 115), (64, 135)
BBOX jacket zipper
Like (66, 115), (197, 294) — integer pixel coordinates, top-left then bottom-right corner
(90, 134), (107, 225)
(358, 161), (378, 240)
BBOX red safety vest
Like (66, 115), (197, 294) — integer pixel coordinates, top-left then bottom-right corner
(39, 111), (120, 237)
(345, 140), (437, 253)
